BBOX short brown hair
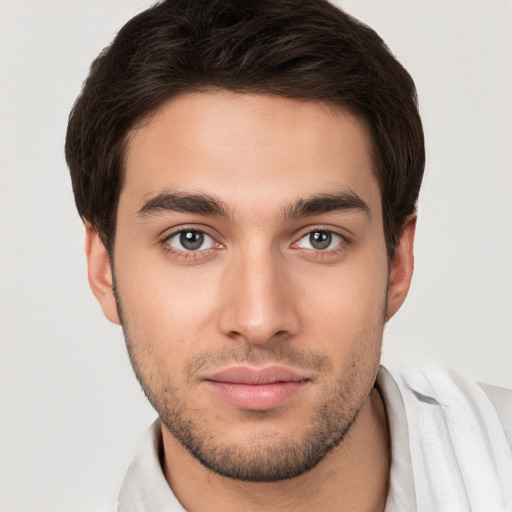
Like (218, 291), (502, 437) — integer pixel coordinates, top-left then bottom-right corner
(65, 0), (425, 258)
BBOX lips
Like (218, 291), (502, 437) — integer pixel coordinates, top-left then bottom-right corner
(203, 366), (311, 410)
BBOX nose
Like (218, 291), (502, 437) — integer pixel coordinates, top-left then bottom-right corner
(217, 247), (300, 346)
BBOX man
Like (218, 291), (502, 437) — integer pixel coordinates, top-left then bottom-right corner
(65, 0), (512, 510)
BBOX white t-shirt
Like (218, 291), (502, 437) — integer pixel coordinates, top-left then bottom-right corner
(118, 366), (512, 511)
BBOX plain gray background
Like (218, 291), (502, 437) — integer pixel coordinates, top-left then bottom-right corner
(1, 0), (511, 510)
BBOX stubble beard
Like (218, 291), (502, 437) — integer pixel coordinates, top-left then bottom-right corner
(123, 333), (382, 482)
(156, 372), (367, 482)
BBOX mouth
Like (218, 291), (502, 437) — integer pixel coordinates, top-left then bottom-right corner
(203, 366), (312, 410)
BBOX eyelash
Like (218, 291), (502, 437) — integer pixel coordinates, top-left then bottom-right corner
(159, 226), (349, 261)
(160, 227), (222, 261)
(290, 228), (348, 259)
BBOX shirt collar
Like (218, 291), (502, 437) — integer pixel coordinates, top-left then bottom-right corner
(376, 365), (417, 511)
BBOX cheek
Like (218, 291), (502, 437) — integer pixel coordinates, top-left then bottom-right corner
(114, 248), (223, 355)
(298, 259), (388, 324)
(293, 256), (388, 361)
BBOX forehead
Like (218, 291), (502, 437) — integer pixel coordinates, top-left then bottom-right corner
(122, 91), (380, 216)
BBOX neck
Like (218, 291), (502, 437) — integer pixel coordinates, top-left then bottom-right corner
(160, 388), (390, 512)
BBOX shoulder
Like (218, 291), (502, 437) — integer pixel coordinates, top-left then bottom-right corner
(385, 364), (510, 419)
(478, 380), (512, 448)
(381, 364), (512, 510)
(386, 365), (512, 443)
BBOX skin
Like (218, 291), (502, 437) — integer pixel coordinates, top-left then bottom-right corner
(86, 91), (416, 511)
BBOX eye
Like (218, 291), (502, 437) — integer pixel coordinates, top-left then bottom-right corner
(296, 230), (344, 251)
(165, 230), (215, 251)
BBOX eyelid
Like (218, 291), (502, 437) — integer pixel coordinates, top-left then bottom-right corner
(291, 225), (348, 244)
(160, 225), (224, 260)
(289, 226), (350, 259)
(160, 224), (221, 244)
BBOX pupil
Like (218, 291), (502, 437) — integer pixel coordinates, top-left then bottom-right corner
(310, 231), (331, 250)
(180, 231), (204, 250)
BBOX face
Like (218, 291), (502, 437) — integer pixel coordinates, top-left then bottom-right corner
(87, 91), (414, 481)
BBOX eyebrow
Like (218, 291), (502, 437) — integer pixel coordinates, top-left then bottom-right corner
(282, 190), (370, 220)
(136, 189), (370, 221)
(137, 191), (230, 218)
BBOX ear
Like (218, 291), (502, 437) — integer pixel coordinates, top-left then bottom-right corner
(386, 215), (416, 320)
(84, 224), (121, 325)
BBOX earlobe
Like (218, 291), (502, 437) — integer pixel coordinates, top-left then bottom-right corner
(84, 224), (121, 325)
(386, 215), (416, 320)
